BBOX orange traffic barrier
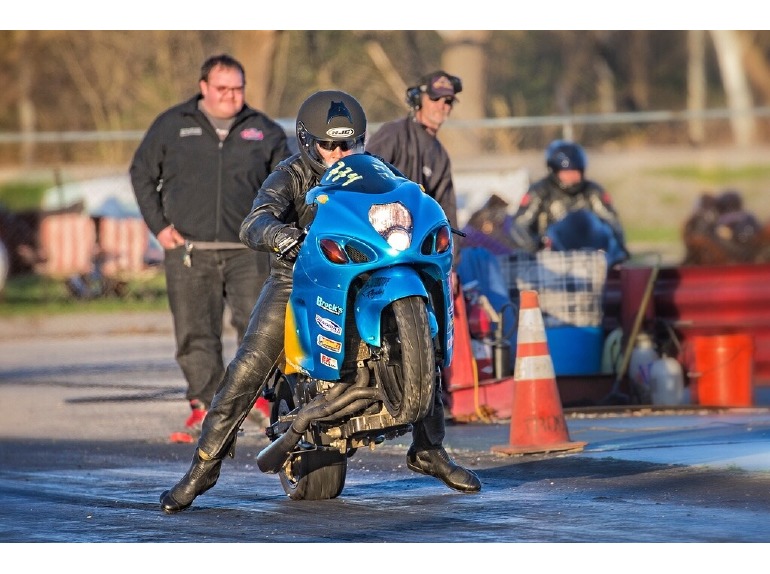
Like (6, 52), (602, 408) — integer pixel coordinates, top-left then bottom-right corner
(492, 290), (587, 455)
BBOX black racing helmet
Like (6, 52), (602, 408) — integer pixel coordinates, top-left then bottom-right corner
(296, 90), (367, 176)
(545, 140), (587, 174)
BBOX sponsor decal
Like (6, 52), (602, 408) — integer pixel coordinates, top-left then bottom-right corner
(179, 127), (203, 137)
(316, 296), (343, 315)
(317, 334), (342, 354)
(240, 128), (265, 141)
(315, 315), (342, 335)
(320, 353), (338, 369)
(362, 287), (384, 299)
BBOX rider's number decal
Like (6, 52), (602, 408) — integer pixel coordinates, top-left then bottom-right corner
(326, 163), (363, 187)
(326, 159), (399, 187)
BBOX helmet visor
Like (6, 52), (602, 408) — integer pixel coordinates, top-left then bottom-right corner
(316, 136), (365, 153)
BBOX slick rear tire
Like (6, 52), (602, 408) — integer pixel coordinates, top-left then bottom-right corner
(279, 449), (347, 501)
(271, 375), (348, 500)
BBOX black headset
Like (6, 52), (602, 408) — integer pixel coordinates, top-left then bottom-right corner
(405, 72), (463, 110)
(406, 86), (423, 109)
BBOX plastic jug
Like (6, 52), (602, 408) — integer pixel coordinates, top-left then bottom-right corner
(649, 355), (685, 406)
(628, 332), (659, 399)
(601, 327), (623, 374)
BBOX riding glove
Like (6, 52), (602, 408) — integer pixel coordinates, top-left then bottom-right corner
(273, 225), (304, 262)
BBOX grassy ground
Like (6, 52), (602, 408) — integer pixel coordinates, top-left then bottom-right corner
(0, 270), (168, 317)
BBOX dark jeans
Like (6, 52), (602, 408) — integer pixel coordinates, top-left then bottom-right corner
(196, 265), (446, 460)
(164, 247), (270, 407)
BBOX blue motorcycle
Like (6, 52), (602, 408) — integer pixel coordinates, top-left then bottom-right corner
(256, 154), (456, 500)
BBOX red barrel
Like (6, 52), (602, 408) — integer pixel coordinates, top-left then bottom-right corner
(691, 334), (754, 407)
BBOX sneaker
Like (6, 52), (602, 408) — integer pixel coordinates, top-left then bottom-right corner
(169, 400), (208, 444)
(254, 396), (270, 418)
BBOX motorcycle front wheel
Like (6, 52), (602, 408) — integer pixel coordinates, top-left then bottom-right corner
(373, 296), (436, 424)
(271, 374), (348, 501)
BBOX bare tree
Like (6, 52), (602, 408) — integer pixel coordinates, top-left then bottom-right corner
(740, 31), (770, 103)
(687, 30), (707, 145)
(232, 31), (282, 114)
(710, 30), (756, 146)
(437, 30), (490, 157)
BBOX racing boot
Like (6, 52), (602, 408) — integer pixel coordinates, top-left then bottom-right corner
(406, 445), (481, 493)
(159, 449), (222, 513)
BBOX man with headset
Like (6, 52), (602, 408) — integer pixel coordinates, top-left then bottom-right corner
(367, 71), (480, 494)
(367, 70), (461, 234)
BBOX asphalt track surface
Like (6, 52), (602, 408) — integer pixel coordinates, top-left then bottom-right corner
(1, 311), (768, 566)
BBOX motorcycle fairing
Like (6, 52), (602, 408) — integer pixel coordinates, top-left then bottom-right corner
(284, 154), (454, 381)
(354, 266), (437, 347)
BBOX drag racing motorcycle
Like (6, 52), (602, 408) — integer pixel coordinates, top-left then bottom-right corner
(256, 153), (457, 500)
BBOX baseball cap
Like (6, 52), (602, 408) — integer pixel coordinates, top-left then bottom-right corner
(419, 70), (462, 99)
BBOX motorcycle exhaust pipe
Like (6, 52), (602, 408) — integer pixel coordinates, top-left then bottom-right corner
(256, 386), (379, 474)
(256, 425), (304, 473)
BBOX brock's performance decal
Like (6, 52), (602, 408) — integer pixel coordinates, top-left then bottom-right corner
(316, 296), (343, 315)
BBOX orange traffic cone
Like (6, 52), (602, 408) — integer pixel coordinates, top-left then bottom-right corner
(491, 290), (587, 456)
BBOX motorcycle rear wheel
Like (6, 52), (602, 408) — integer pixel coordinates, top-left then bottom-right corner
(374, 296), (436, 424)
(271, 375), (348, 501)
(280, 449), (347, 501)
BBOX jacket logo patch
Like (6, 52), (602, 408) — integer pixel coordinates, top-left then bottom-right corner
(240, 128), (265, 141)
(180, 127), (203, 137)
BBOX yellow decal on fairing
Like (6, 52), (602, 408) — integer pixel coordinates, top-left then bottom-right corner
(283, 303), (304, 374)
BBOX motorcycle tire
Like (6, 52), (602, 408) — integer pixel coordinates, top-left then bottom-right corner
(280, 449), (347, 501)
(271, 375), (348, 501)
(374, 296), (436, 424)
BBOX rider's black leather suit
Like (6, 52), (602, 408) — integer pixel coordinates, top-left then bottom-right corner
(196, 152), (447, 460)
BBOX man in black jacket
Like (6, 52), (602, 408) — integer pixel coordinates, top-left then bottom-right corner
(130, 54), (291, 443)
(367, 70), (464, 422)
(366, 70), (460, 234)
(158, 89), (481, 514)
(512, 139), (630, 268)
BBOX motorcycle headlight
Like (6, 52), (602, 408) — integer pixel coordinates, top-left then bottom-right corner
(369, 202), (413, 251)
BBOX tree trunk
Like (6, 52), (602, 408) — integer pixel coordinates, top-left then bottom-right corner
(740, 31), (770, 102)
(710, 30), (756, 147)
(437, 30), (490, 158)
(232, 31), (281, 114)
(687, 30), (707, 146)
(14, 31), (36, 166)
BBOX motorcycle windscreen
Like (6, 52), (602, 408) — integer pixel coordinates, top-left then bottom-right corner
(317, 154), (407, 195)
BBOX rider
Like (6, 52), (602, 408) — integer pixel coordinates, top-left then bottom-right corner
(160, 90), (481, 514)
(511, 139), (629, 268)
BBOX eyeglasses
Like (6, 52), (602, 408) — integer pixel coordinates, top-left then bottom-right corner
(208, 84), (245, 96)
(317, 139), (359, 152)
(430, 96), (456, 107)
